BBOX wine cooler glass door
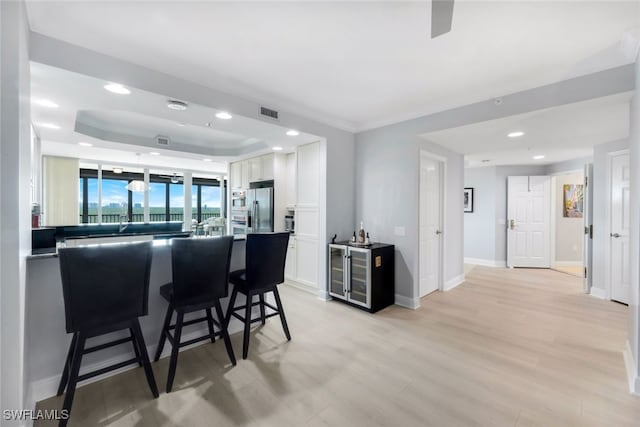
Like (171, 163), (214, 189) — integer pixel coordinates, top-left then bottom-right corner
(329, 245), (347, 299)
(348, 248), (370, 308)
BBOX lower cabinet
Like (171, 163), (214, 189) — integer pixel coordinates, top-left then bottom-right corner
(285, 237), (296, 280)
(328, 242), (395, 313)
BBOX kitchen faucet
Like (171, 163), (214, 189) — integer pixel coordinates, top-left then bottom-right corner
(119, 214), (129, 233)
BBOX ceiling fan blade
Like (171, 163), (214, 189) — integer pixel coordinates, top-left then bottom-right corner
(431, 0), (455, 38)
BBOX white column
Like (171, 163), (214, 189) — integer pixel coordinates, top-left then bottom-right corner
(143, 168), (150, 223)
(1, 0), (31, 417)
(97, 164), (102, 223)
(628, 53), (640, 395)
(183, 172), (192, 232)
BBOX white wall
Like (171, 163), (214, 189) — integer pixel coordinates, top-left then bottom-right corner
(1, 0), (31, 421)
(591, 138), (630, 295)
(554, 172), (584, 263)
(463, 166), (497, 263)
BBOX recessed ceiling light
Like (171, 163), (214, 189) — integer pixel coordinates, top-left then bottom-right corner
(508, 131), (525, 138)
(33, 99), (59, 108)
(203, 158), (212, 162)
(113, 167), (123, 174)
(533, 155), (545, 160)
(149, 152), (160, 156)
(286, 129), (299, 136)
(104, 83), (131, 95)
(215, 112), (232, 120)
(167, 100), (188, 111)
(78, 142), (93, 147)
(176, 122), (186, 127)
(39, 123), (60, 129)
(272, 146), (283, 151)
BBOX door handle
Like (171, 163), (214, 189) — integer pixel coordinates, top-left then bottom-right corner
(509, 219), (515, 230)
(435, 230), (442, 235)
(611, 233), (621, 238)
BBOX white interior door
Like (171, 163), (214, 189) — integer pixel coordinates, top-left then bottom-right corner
(583, 164), (593, 293)
(419, 154), (442, 297)
(507, 176), (551, 268)
(610, 153), (630, 304)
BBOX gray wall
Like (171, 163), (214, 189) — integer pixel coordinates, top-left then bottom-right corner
(554, 172), (584, 263)
(1, 0), (31, 418)
(463, 167), (497, 261)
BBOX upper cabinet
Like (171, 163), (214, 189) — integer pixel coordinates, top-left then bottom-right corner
(230, 161), (242, 189)
(297, 142), (320, 207)
(248, 153), (274, 183)
(240, 160), (249, 189)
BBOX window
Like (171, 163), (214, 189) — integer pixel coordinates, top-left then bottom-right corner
(169, 183), (184, 222)
(149, 182), (167, 222)
(78, 168), (224, 224)
(101, 179), (129, 223)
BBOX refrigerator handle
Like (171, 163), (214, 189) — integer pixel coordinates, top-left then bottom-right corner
(254, 200), (260, 232)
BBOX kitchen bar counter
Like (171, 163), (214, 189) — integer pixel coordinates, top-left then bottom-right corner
(25, 236), (251, 404)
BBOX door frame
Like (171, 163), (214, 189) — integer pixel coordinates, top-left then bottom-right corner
(605, 149), (630, 300)
(418, 150), (446, 297)
(548, 169), (585, 274)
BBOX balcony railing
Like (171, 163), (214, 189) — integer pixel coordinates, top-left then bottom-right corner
(80, 212), (220, 224)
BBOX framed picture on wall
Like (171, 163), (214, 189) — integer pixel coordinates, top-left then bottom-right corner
(563, 184), (584, 218)
(464, 188), (474, 213)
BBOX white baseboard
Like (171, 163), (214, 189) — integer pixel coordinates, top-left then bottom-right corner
(316, 289), (330, 301)
(464, 258), (507, 268)
(443, 274), (465, 291)
(623, 340), (640, 395)
(394, 294), (419, 310)
(590, 287), (607, 299)
(554, 261), (583, 267)
(284, 279), (318, 296)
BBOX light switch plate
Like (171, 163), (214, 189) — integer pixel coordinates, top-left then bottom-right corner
(394, 226), (405, 236)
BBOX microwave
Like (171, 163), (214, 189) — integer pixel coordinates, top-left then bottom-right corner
(231, 190), (246, 209)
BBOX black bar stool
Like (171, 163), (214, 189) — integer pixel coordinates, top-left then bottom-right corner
(154, 236), (236, 393)
(57, 241), (158, 427)
(225, 232), (291, 359)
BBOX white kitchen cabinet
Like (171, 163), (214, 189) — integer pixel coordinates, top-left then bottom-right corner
(248, 154), (275, 183)
(240, 160), (249, 189)
(296, 142), (320, 206)
(285, 237), (296, 281)
(261, 154), (274, 181)
(230, 161), (242, 189)
(248, 157), (262, 182)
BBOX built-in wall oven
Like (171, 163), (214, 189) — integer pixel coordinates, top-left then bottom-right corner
(230, 209), (248, 236)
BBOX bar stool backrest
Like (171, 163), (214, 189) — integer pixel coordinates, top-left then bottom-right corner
(171, 236), (234, 307)
(58, 241), (153, 334)
(245, 232), (290, 289)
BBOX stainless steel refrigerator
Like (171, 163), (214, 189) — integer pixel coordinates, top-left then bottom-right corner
(247, 187), (274, 233)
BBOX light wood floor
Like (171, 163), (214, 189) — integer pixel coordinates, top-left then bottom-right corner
(552, 265), (584, 278)
(36, 266), (639, 426)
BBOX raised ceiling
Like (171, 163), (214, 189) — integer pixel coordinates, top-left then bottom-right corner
(25, 1), (640, 132)
(31, 62), (320, 172)
(422, 91), (633, 167)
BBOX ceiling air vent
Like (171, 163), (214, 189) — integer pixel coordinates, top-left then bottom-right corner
(260, 106), (279, 120)
(156, 135), (170, 146)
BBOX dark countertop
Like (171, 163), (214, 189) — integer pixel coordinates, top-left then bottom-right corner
(331, 241), (394, 250)
(28, 234), (246, 260)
